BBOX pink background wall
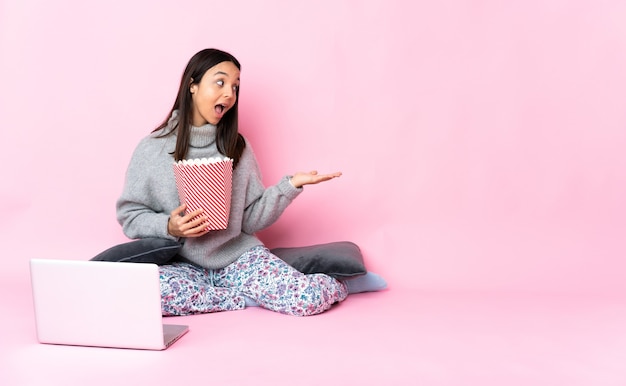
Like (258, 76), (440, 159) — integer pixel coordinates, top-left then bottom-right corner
(2, 0), (625, 295)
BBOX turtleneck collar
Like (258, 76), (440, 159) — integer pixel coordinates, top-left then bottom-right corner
(189, 123), (217, 148)
(167, 110), (217, 148)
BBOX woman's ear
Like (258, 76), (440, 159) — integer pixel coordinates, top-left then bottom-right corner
(189, 78), (196, 94)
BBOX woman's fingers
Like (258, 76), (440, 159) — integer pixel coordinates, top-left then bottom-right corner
(168, 205), (210, 237)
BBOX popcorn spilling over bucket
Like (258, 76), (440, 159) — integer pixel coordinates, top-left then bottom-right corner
(173, 157), (233, 230)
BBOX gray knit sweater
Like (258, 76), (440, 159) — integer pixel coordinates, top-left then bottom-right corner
(116, 115), (302, 269)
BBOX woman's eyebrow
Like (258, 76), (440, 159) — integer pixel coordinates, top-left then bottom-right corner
(213, 71), (240, 81)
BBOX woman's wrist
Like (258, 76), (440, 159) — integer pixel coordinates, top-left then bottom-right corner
(288, 176), (304, 189)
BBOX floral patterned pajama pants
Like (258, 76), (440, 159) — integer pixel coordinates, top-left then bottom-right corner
(159, 246), (348, 317)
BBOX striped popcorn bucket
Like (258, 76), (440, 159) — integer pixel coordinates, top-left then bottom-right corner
(172, 157), (233, 230)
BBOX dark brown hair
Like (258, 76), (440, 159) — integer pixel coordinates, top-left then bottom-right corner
(153, 48), (245, 167)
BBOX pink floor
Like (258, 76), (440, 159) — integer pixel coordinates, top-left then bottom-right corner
(2, 272), (626, 386)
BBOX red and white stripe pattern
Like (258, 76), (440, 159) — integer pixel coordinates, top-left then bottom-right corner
(173, 157), (233, 230)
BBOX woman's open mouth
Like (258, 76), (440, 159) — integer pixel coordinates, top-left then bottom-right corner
(215, 104), (226, 114)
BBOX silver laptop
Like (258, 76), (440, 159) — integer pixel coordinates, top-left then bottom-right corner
(30, 259), (188, 350)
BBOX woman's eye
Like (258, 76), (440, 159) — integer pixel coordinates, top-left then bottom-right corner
(233, 85), (239, 92)
(216, 80), (224, 86)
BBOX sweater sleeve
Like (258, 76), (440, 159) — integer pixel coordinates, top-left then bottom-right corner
(239, 144), (303, 235)
(115, 138), (178, 240)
